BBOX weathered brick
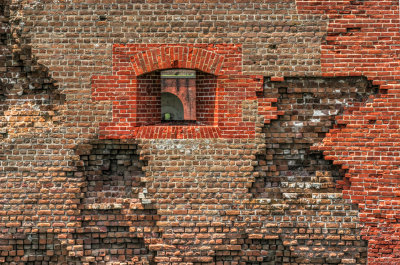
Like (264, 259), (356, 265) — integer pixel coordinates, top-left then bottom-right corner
(0, 0), (396, 264)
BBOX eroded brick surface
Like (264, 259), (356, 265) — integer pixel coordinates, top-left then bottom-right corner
(69, 141), (158, 264)
(135, 138), (367, 264)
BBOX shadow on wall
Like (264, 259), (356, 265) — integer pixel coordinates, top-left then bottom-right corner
(0, 2), (68, 264)
(0, 0), (65, 141)
(69, 140), (158, 264)
(253, 76), (378, 199)
(243, 76), (377, 264)
(0, 1), (64, 103)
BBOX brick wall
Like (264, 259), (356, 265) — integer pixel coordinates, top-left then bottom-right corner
(297, 1), (400, 263)
(0, 0), (399, 264)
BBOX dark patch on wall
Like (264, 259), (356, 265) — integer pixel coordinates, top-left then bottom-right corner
(1, 229), (67, 264)
(239, 76), (375, 265)
(22, 231), (66, 265)
(0, 0), (64, 104)
(253, 76), (378, 199)
(70, 140), (158, 264)
(0, 5), (68, 263)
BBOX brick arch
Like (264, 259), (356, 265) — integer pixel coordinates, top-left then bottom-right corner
(130, 46), (225, 76)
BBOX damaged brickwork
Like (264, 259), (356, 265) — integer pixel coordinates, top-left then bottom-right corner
(0, 0), (399, 264)
(69, 140), (158, 264)
(297, 0), (400, 263)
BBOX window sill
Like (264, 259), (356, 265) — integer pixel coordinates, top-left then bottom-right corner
(99, 125), (221, 139)
(135, 125), (221, 139)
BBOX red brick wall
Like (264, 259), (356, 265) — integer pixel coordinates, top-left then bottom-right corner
(297, 0), (400, 263)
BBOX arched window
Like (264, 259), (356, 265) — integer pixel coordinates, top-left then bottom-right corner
(161, 92), (184, 121)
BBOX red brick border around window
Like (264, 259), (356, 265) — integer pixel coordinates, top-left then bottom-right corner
(92, 44), (280, 139)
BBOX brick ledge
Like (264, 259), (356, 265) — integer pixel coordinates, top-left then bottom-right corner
(99, 125), (222, 139)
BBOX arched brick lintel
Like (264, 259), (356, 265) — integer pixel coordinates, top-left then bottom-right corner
(130, 46), (224, 76)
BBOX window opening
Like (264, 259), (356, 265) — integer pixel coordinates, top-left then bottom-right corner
(161, 69), (196, 122)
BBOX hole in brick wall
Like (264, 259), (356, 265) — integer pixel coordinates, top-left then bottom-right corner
(248, 79), (370, 265)
(346, 27), (361, 32)
(136, 69), (217, 126)
(368, 83), (380, 94)
(0, 1), (64, 108)
(380, 88), (388, 94)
